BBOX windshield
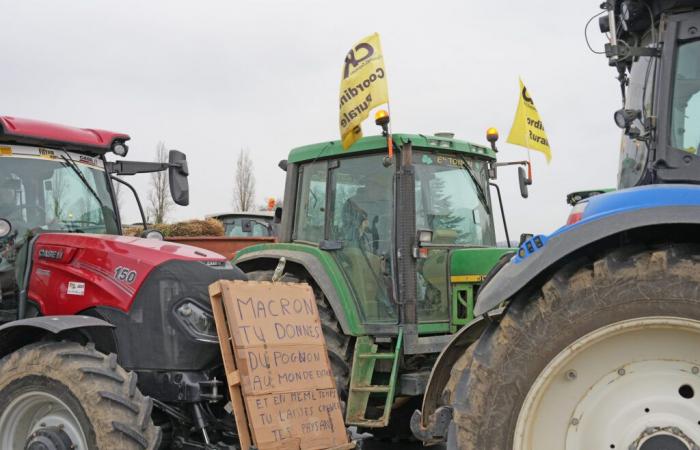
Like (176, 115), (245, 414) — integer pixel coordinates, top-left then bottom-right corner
(671, 39), (700, 154)
(0, 145), (118, 238)
(223, 217), (273, 237)
(414, 152), (495, 247)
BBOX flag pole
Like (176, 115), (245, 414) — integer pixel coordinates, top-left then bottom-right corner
(387, 103), (393, 159)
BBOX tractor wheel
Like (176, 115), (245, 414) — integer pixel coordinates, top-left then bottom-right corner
(0, 341), (161, 450)
(449, 244), (700, 450)
(246, 270), (354, 398)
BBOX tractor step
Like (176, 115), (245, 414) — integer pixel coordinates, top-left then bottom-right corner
(349, 418), (387, 428)
(345, 328), (403, 428)
(351, 385), (390, 393)
(357, 352), (395, 360)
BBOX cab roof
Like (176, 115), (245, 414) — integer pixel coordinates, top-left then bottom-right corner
(0, 116), (130, 154)
(287, 133), (496, 164)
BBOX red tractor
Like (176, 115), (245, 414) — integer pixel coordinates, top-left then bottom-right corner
(0, 116), (246, 449)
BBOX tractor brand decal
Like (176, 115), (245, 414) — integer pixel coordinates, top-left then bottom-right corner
(0, 146), (105, 170)
(114, 266), (137, 284)
(79, 155), (99, 166)
(436, 156), (465, 167)
(67, 281), (85, 296)
(202, 260), (226, 267)
(39, 248), (64, 260)
(38, 148), (57, 159)
(451, 274), (485, 283)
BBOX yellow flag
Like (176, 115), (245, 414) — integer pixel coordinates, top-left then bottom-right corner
(339, 33), (389, 149)
(507, 79), (552, 162)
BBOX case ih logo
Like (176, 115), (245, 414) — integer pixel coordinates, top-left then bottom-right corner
(38, 248), (64, 260)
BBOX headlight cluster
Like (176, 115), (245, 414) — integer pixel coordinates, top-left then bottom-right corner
(175, 300), (217, 341)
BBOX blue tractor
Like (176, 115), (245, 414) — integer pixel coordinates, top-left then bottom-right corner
(412, 1), (700, 449)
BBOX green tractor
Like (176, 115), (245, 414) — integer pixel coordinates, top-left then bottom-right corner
(234, 122), (530, 432)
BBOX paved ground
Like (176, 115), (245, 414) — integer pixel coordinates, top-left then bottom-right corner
(362, 438), (445, 449)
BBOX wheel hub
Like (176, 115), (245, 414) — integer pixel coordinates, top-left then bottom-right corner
(633, 427), (699, 450)
(25, 427), (74, 450)
(0, 391), (88, 450)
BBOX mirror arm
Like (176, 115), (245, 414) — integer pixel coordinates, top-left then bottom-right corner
(111, 176), (148, 229)
(494, 160), (532, 184)
(106, 161), (169, 176)
(489, 182), (511, 247)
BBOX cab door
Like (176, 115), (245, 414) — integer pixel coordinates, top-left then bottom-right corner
(327, 154), (397, 324)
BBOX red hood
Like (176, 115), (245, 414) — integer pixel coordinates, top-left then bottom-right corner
(39, 233), (229, 262)
(30, 233), (228, 315)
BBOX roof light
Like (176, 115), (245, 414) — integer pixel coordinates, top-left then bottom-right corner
(374, 110), (390, 127)
(112, 141), (129, 157)
(486, 127), (499, 152)
(486, 127), (499, 143)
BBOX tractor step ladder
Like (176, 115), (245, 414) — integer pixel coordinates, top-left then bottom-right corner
(345, 328), (403, 428)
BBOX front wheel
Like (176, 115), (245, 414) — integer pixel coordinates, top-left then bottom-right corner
(0, 341), (161, 450)
(449, 244), (700, 450)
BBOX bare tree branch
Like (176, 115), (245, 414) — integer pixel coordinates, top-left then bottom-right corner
(148, 141), (173, 224)
(233, 149), (256, 211)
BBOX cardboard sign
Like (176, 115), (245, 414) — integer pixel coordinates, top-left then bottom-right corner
(210, 280), (350, 450)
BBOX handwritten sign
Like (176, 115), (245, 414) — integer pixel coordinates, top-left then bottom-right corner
(211, 280), (349, 450)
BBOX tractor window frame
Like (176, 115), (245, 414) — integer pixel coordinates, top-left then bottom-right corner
(292, 160), (328, 243)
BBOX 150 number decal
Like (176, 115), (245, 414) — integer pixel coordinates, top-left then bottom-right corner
(114, 266), (137, 284)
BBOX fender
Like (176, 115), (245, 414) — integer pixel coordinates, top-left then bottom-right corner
(235, 248), (360, 335)
(411, 309), (503, 443)
(0, 315), (114, 359)
(475, 185), (700, 316)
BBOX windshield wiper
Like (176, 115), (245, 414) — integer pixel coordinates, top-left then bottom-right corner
(60, 154), (105, 212)
(457, 155), (491, 214)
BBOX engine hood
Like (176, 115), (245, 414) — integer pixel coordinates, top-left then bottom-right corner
(29, 233), (228, 315)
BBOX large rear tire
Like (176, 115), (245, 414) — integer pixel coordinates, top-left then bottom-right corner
(450, 244), (700, 450)
(0, 341), (161, 450)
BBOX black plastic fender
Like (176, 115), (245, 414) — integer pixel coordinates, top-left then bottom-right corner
(474, 205), (700, 316)
(411, 309), (503, 444)
(0, 315), (114, 359)
(235, 249), (352, 334)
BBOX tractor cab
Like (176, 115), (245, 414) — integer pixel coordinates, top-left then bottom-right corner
(283, 133), (499, 328)
(0, 115), (189, 325)
(235, 126), (530, 429)
(602, 0), (700, 188)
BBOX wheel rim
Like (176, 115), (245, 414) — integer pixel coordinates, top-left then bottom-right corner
(513, 317), (700, 450)
(0, 390), (88, 450)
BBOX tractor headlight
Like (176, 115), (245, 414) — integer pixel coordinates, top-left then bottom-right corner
(141, 229), (164, 241)
(0, 219), (11, 238)
(175, 300), (217, 341)
(112, 141), (129, 157)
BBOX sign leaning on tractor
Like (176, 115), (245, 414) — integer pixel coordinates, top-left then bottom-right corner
(413, 1), (700, 449)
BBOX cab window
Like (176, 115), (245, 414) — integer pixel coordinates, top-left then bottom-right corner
(293, 161), (327, 242)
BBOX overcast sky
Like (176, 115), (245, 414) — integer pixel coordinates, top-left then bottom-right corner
(1, 0), (621, 240)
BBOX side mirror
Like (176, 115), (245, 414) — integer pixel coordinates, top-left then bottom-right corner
(168, 150), (189, 206)
(274, 206), (283, 224)
(518, 166), (530, 199)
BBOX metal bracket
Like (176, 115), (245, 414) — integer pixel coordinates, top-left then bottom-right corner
(410, 406), (453, 444)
